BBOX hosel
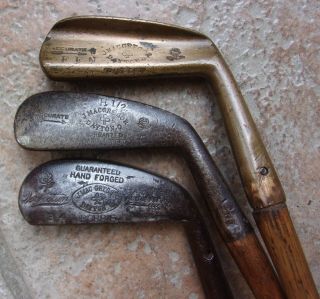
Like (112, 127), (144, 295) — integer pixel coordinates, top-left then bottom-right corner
(203, 52), (318, 298)
(175, 119), (252, 242)
(204, 53), (286, 210)
(175, 119), (285, 299)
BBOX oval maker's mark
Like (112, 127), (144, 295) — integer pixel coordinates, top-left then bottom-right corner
(103, 43), (152, 63)
(72, 183), (122, 214)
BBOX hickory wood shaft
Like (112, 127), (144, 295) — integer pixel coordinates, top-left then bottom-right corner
(227, 232), (285, 299)
(254, 205), (319, 299)
(182, 132), (285, 299)
(208, 58), (318, 298)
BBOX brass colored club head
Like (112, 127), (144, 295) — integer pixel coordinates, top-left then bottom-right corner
(40, 16), (217, 80)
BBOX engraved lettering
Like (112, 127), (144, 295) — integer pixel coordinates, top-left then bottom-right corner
(50, 46), (90, 56)
(79, 214), (119, 223)
(34, 113), (69, 125)
(22, 191), (69, 207)
(70, 171), (91, 180)
(103, 43), (152, 63)
(80, 101), (129, 141)
(72, 184), (122, 214)
(70, 165), (125, 185)
(94, 174), (124, 183)
(103, 67), (147, 75)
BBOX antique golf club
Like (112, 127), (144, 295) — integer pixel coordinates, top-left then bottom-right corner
(15, 92), (284, 299)
(19, 159), (234, 299)
(39, 16), (318, 299)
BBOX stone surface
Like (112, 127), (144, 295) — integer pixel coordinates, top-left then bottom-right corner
(0, 0), (319, 298)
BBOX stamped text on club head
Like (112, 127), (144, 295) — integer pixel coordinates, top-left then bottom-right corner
(14, 92), (183, 150)
(19, 160), (191, 225)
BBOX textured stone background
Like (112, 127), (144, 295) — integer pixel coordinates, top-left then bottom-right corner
(0, 0), (319, 298)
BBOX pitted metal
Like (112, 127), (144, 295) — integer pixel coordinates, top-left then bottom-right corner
(15, 92), (252, 241)
(19, 160), (194, 224)
(19, 160), (234, 299)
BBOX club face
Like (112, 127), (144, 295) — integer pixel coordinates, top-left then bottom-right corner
(40, 16), (216, 80)
(15, 92), (185, 150)
(19, 160), (194, 225)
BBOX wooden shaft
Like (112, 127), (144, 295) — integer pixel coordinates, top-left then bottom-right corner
(254, 204), (319, 299)
(227, 232), (285, 299)
(181, 131), (285, 299)
(206, 54), (318, 298)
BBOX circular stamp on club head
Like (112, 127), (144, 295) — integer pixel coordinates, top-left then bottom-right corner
(72, 183), (122, 214)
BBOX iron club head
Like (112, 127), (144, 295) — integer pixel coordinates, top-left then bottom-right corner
(19, 159), (233, 299)
(15, 92), (285, 298)
(14, 91), (249, 240)
(19, 159), (195, 225)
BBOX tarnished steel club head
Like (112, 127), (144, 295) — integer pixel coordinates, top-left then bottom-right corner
(19, 160), (195, 225)
(15, 92), (285, 299)
(19, 159), (234, 299)
(14, 91), (250, 240)
(39, 17), (319, 298)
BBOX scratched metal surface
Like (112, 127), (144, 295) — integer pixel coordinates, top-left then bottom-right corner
(0, 1), (319, 298)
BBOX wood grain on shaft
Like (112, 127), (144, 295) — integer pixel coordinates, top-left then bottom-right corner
(227, 232), (285, 299)
(254, 205), (319, 299)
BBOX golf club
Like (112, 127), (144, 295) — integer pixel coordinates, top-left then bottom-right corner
(19, 159), (234, 299)
(39, 16), (318, 299)
(15, 92), (284, 299)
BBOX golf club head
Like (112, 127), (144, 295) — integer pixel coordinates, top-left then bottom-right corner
(40, 16), (216, 80)
(19, 160), (195, 225)
(19, 159), (236, 299)
(15, 92), (191, 150)
(39, 17), (286, 214)
(15, 91), (251, 240)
